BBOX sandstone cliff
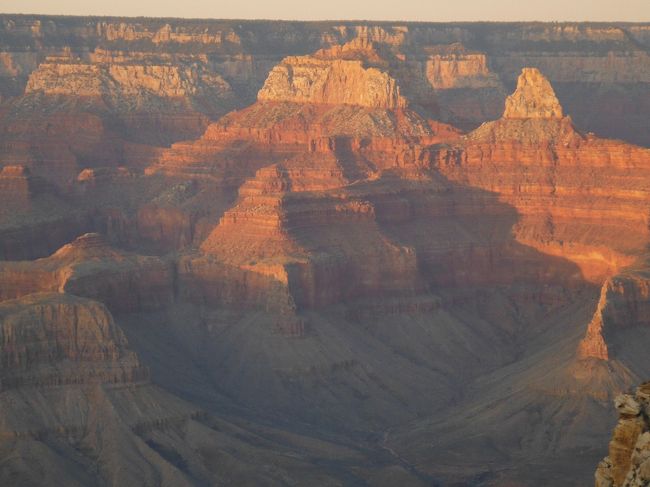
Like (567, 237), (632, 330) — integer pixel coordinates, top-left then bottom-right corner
(374, 68), (650, 485)
(425, 46), (500, 90)
(258, 56), (406, 109)
(503, 67), (564, 119)
(3, 17), (650, 143)
(147, 38), (459, 183)
(26, 55), (233, 103)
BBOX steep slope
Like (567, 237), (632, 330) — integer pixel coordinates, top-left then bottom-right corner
(1, 292), (404, 486)
(578, 257), (650, 363)
(164, 65), (599, 457)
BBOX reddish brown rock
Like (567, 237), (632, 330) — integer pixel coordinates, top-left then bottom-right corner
(3, 18), (650, 487)
(0, 292), (146, 389)
(0, 162), (99, 260)
(0, 233), (173, 313)
(147, 39), (460, 183)
(578, 269), (650, 361)
(433, 68), (650, 284)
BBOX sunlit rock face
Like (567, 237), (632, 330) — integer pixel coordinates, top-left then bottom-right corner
(503, 67), (564, 119)
(258, 56), (407, 109)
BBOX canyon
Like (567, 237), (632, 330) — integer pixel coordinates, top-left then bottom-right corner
(1, 15), (650, 486)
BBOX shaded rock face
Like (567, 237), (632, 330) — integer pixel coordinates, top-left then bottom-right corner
(20, 53), (235, 146)
(434, 69), (650, 285)
(0, 292), (144, 389)
(0, 233), (174, 313)
(0, 165), (37, 210)
(3, 17), (650, 142)
(424, 45), (507, 129)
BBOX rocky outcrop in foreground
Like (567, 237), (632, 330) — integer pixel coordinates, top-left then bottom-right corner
(597, 383), (650, 487)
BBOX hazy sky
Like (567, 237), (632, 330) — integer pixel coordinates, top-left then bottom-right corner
(2, 0), (649, 22)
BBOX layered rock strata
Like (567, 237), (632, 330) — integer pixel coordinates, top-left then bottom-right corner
(424, 43), (506, 128)
(0, 292), (145, 389)
(258, 55), (406, 109)
(148, 38), (459, 184)
(1, 17), (650, 487)
(0, 233), (173, 313)
(433, 68), (650, 284)
(3, 17), (650, 143)
(425, 45), (501, 90)
(26, 55), (233, 105)
(503, 67), (564, 119)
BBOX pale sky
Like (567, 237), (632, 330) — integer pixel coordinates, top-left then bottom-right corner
(1, 0), (649, 22)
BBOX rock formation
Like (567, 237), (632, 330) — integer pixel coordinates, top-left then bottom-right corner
(26, 55), (233, 103)
(258, 55), (406, 109)
(425, 45), (502, 90)
(424, 44), (507, 128)
(146, 38), (459, 183)
(578, 266), (650, 361)
(0, 233), (174, 313)
(0, 292), (145, 389)
(503, 67), (564, 119)
(434, 68), (650, 284)
(373, 69), (650, 485)
(596, 383), (650, 487)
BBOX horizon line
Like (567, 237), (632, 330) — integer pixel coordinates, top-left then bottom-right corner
(1, 11), (650, 24)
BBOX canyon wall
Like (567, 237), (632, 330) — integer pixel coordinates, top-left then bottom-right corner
(2, 17), (650, 142)
(1, 16), (650, 487)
